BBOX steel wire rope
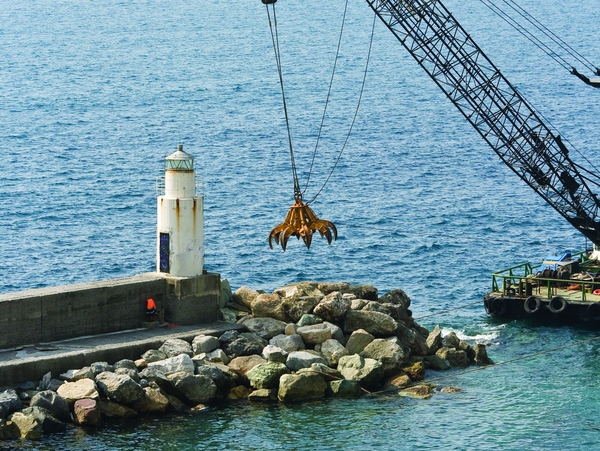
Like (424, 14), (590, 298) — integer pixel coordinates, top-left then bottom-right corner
(500, 0), (598, 74)
(264, 2), (301, 197)
(306, 10), (378, 205)
(302, 0), (350, 197)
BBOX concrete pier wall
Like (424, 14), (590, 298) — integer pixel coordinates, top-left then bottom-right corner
(0, 272), (221, 349)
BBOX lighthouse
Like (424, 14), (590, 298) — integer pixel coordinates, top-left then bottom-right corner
(157, 144), (204, 277)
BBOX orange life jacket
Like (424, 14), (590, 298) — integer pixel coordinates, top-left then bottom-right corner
(146, 298), (157, 310)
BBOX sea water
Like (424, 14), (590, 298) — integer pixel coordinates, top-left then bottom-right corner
(1, 0), (600, 449)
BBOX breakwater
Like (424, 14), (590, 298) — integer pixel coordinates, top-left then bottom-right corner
(0, 281), (491, 440)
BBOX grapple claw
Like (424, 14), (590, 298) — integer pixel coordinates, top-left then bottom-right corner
(268, 196), (337, 251)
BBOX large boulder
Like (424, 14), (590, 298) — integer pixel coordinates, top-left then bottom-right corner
(337, 354), (384, 391)
(97, 400), (137, 418)
(426, 325), (443, 355)
(313, 291), (350, 323)
(251, 293), (287, 321)
(73, 398), (102, 426)
(30, 390), (70, 423)
(360, 338), (407, 376)
(261, 345), (288, 364)
(345, 329), (375, 355)
(246, 362), (290, 389)
(278, 373), (327, 402)
(192, 335), (220, 354)
(96, 371), (144, 405)
(343, 310), (397, 336)
(286, 351), (328, 372)
(21, 406), (66, 434)
(147, 354), (195, 376)
(436, 347), (470, 367)
(243, 317), (287, 340)
(347, 284), (378, 301)
(159, 338), (193, 358)
(221, 335), (263, 359)
(56, 379), (100, 406)
(269, 334), (306, 353)
(132, 387), (170, 413)
(142, 349), (168, 364)
(9, 411), (43, 439)
(379, 289), (411, 308)
(283, 296), (322, 323)
(166, 372), (217, 405)
(317, 282), (350, 295)
(296, 323), (332, 345)
(232, 286), (260, 309)
(319, 339), (349, 367)
(327, 379), (363, 398)
(396, 323), (429, 357)
(473, 344), (493, 365)
(196, 363), (239, 395)
(0, 389), (23, 419)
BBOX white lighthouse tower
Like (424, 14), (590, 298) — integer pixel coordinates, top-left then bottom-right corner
(156, 144), (204, 277)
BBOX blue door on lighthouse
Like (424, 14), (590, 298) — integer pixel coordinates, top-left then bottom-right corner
(159, 233), (170, 273)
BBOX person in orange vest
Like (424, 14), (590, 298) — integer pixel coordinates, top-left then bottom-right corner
(146, 298), (157, 322)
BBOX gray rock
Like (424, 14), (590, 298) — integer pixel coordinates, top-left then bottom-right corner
(337, 354), (384, 391)
(426, 325), (443, 355)
(251, 293), (287, 321)
(38, 372), (52, 390)
(396, 323), (429, 356)
(97, 399), (137, 418)
(473, 343), (493, 365)
(243, 317), (287, 340)
(0, 389), (23, 419)
(247, 362), (290, 389)
(159, 338), (193, 357)
(219, 330), (239, 343)
(30, 390), (70, 423)
(269, 334), (306, 353)
(442, 331), (460, 349)
(227, 355), (267, 383)
(220, 278), (232, 308)
(232, 286), (260, 309)
(248, 388), (278, 403)
(147, 353), (195, 375)
(317, 282), (350, 295)
(142, 349), (168, 363)
(350, 299), (368, 310)
(115, 367), (140, 383)
(345, 329), (375, 355)
(278, 373), (327, 402)
(21, 406), (67, 434)
(320, 339), (349, 367)
(343, 310), (398, 336)
(9, 411), (43, 439)
(194, 348), (230, 365)
(296, 314), (323, 327)
(262, 344), (288, 363)
(114, 359), (138, 371)
(286, 351), (328, 372)
(96, 371), (144, 405)
(423, 354), (451, 371)
(90, 362), (114, 376)
(166, 371), (217, 405)
(195, 363), (238, 394)
(348, 284), (378, 301)
(360, 338), (407, 376)
(296, 323), (332, 345)
(192, 335), (220, 354)
(313, 291), (350, 323)
(132, 387), (169, 413)
(283, 296), (322, 323)
(378, 289), (411, 309)
(436, 347), (470, 367)
(221, 335), (263, 359)
(0, 418), (20, 440)
(327, 379), (363, 398)
(322, 321), (347, 345)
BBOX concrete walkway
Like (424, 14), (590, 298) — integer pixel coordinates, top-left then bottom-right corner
(0, 322), (244, 389)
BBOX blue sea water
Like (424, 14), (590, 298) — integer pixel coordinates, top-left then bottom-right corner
(1, 0), (600, 449)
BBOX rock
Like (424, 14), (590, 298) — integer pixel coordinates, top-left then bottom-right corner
(114, 359), (138, 371)
(95, 371), (144, 405)
(247, 362), (290, 389)
(147, 354), (195, 376)
(278, 373), (327, 402)
(384, 373), (412, 389)
(57, 379), (100, 406)
(269, 334), (306, 353)
(192, 335), (220, 354)
(9, 411), (43, 439)
(115, 367), (140, 383)
(317, 282), (350, 295)
(220, 308), (237, 323)
(283, 296), (321, 323)
(196, 363), (239, 395)
(343, 310), (397, 337)
(401, 361), (425, 381)
(251, 293), (287, 321)
(142, 349), (168, 363)
(473, 343), (493, 365)
(436, 347), (470, 368)
(398, 384), (433, 399)
(440, 386), (462, 393)
(38, 371), (52, 390)
(90, 362), (114, 376)
(396, 323), (429, 356)
(322, 321), (347, 345)
(243, 317), (287, 340)
(423, 354), (451, 371)
(248, 389), (278, 403)
(346, 329), (375, 355)
(97, 400), (137, 418)
(159, 338), (193, 357)
(337, 354), (384, 391)
(296, 314), (323, 327)
(286, 351), (328, 372)
(320, 339), (349, 367)
(166, 372), (217, 405)
(426, 325), (443, 355)
(195, 348), (230, 365)
(30, 390), (70, 423)
(221, 335), (264, 359)
(274, 281), (322, 299)
(232, 286), (260, 309)
(262, 345), (288, 363)
(132, 387), (170, 413)
(0, 419), (20, 440)
(326, 379), (363, 398)
(0, 389), (23, 419)
(21, 406), (66, 434)
(228, 355), (267, 382)
(350, 299), (368, 310)
(284, 323), (297, 335)
(442, 331), (460, 349)
(227, 386), (251, 400)
(165, 393), (187, 412)
(220, 278), (232, 308)
(360, 339), (407, 376)
(296, 323), (332, 345)
(379, 289), (411, 309)
(313, 291), (350, 323)
(138, 367), (170, 388)
(73, 398), (102, 426)
(348, 284), (378, 301)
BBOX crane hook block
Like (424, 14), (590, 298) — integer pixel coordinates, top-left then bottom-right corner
(261, 0), (277, 4)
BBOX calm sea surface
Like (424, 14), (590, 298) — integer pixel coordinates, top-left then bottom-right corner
(2, 0), (600, 449)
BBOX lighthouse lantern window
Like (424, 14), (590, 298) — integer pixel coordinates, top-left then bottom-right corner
(165, 144), (194, 171)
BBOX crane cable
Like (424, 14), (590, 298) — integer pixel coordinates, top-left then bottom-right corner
(477, 0), (599, 79)
(307, 9), (378, 205)
(264, 2), (301, 198)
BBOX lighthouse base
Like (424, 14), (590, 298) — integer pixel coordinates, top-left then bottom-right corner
(162, 272), (221, 326)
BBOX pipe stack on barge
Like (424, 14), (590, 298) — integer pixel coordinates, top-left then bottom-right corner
(484, 251), (600, 325)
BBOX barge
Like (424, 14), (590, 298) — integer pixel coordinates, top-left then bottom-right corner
(484, 251), (600, 324)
